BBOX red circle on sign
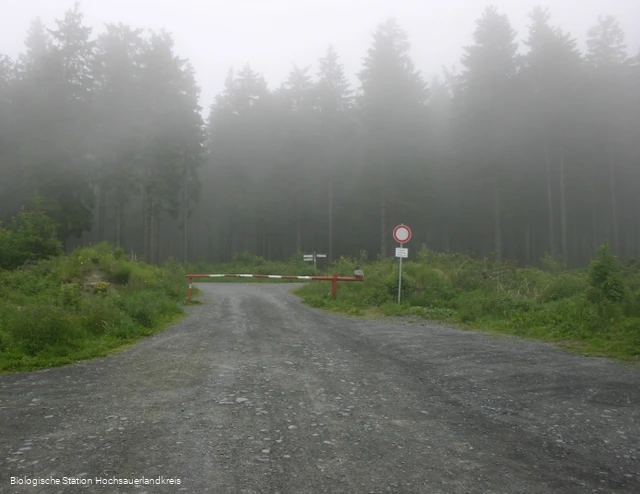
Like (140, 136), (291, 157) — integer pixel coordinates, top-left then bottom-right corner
(393, 224), (412, 244)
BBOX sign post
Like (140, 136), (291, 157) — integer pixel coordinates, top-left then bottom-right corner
(303, 252), (326, 274)
(393, 224), (412, 304)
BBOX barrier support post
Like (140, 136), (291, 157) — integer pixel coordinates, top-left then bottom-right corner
(331, 272), (338, 299)
(188, 275), (193, 302)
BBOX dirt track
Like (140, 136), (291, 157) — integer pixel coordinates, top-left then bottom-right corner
(1, 283), (639, 493)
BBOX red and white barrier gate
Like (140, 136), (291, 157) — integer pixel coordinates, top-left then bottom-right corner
(186, 273), (364, 302)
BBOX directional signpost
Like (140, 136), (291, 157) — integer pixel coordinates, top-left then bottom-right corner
(393, 224), (412, 304)
(303, 252), (326, 274)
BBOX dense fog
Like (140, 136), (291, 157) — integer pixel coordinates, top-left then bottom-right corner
(1, 3), (639, 267)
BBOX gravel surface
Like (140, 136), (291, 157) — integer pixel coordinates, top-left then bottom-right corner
(1, 283), (639, 493)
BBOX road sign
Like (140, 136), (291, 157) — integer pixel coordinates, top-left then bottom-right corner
(393, 224), (412, 244)
(393, 224), (412, 304)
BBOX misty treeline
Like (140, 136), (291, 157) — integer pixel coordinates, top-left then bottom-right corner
(1, 4), (639, 268)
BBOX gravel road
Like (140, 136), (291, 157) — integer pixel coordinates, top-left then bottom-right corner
(1, 283), (639, 494)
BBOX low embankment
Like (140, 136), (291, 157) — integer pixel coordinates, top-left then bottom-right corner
(293, 244), (640, 360)
(0, 243), (188, 373)
(2, 241), (638, 373)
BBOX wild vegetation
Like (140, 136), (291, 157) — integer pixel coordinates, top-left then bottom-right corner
(295, 243), (640, 360)
(1, 206), (637, 369)
(0, 214), (188, 373)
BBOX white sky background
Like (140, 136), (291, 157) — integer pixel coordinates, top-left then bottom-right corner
(2, 0), (639, 113)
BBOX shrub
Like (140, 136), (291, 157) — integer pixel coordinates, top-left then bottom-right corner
(7, 305), (76, 356)
(80, 298), (117, 335)
(0, 209), (62, 270)
(60, 283), (83, 309)
(541, 252), (563, 274)
(113, 246), (126, 260)
(404, 264), (455, 306)
(109, 262), (132, 285)
(112, 291), (182, 328)
(539, 273), (586, 302)
(586, 241), (625, 304)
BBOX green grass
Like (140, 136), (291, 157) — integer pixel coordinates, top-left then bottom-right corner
(0, 242), (190, 374)
(5, 243), (637, 373)
(293, 246), (640, 361)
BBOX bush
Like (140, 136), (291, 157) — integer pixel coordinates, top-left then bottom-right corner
(539, 273), (586, 302)
(112, 291), (182, 328)
(0, 242), (187, 372)
(113, 246), (126, 260)
(109, 261), (132, 285)
(60, 283), (83, 309)
(403, 264), (455, 306)
(293, 240), (640, 359)
(6, 305), (77, 356)
(0, 209), (62, 270)
(586, 241), (625, 304)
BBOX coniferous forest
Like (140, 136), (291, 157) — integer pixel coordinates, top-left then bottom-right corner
(1, 4), (639, 268)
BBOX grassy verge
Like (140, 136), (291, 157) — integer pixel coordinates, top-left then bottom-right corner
(293, 245), (640, 361)
(0, 242), (191, 373)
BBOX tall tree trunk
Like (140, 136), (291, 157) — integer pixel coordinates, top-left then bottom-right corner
(608, 142), (619, 254)
(560, 146), (568, 268)
(149, 204), (155, 265)
(142, 187), (149, 261)
(591, 187), (598, 254)
(494, 180), (502, 260)
(380, 190), (387, 258)
(115, 202), (122, 248)
(182, 146), (189, 265)
(97, 181), (106, 242)
(296, 191), (302, 253)
(155, 213), (161, 265)
(328, 178), (333, 263)
(544, 144), (556, 259)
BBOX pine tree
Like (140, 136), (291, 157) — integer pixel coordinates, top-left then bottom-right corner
(317, 46), (353, 262)
(10, 6), (96, 243)
(91, 23), (146, 246)
(138, 31), (204, 263)
(455, 6), (519, 259)
(0, 55), (16, 222)
(586, 15), (630, 257)
(523, 6), (583, 265)
(358, 18), (426, 257)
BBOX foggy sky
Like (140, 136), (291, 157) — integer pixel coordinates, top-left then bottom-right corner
(3, 0), (640, 112)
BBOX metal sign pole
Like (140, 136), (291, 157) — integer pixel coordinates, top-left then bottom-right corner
(313, 251), (317, 275)
(398, 243), (403, 304)
(392, 224), (412, 305)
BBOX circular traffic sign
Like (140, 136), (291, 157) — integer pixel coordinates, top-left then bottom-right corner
(393, 224), (412, 244)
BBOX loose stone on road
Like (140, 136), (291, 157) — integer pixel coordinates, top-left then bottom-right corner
(1, 283), (639, 493)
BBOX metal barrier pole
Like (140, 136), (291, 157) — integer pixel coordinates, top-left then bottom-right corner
(185, 272), (363, 302)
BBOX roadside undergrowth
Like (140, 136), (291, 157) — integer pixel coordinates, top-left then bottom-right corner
(0, 242), (190, 373)
(293, 243), (640, 361)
